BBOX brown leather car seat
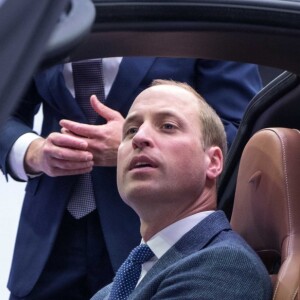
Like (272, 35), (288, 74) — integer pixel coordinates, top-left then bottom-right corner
(230, 127), (300, 300)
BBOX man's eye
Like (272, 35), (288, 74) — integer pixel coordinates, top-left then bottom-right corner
(125, 127), (138, 136)
(162, 123), (175, 130)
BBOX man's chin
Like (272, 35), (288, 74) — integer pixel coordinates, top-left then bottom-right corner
(122, 184), (160, 203)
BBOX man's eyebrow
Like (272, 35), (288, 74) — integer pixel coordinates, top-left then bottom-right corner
(123, 113), (140, 127)
(124, 110), (184, 132)
(125, 109), (180, 124)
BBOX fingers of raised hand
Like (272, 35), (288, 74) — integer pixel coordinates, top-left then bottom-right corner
(90, 95), (124, 122)
(59, 120), (95, 140)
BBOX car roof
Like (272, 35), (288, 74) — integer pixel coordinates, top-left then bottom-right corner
(70, 0), (300, 75)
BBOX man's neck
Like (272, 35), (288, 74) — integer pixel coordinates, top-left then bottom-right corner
(140, 204), (216, 242)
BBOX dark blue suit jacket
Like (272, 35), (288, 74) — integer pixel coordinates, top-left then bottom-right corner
(0, 57), (262, 297)
(91, 211), (272, 300)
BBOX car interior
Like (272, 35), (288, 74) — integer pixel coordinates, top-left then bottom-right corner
(1, 0), (300, 298)
(231, 127), (300, 299)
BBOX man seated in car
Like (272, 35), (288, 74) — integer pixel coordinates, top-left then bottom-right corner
(90, 80), (272, 300)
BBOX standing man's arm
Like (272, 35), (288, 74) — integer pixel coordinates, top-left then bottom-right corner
(196, 60), (262, 147)
(0, 81), (42, 181)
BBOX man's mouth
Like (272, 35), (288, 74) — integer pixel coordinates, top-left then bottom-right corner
(134, 162), (153, 168)
(129, 156), (158, 170)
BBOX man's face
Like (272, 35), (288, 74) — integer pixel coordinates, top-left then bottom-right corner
(117, 85), (212, 213)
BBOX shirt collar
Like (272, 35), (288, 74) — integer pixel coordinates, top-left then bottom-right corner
(144, 210), (214, 260)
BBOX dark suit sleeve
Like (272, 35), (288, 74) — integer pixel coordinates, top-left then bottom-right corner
(151, 246), (272, 300)
(0, 80), (42, 179)
(195, 60), (262, 147)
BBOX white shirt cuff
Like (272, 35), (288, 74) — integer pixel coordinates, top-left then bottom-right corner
(8, 133), (41, 181)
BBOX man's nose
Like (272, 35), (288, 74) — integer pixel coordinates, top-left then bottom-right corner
(132, 125), (153, 150)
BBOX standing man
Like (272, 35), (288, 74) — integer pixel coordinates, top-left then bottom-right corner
(91, 80), (272, 300)
(0, 57), (262, 300)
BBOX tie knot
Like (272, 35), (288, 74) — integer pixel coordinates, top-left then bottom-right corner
(129, 244), (154, 264)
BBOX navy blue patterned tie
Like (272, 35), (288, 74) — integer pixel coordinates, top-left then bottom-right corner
(67, 59), (105, 219)
(108, 244), (154, 300)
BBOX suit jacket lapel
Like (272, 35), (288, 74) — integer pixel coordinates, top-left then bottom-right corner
(35, 64), (87, 123)
(130, 211), (231, 299)
(105, 57), (156, 112)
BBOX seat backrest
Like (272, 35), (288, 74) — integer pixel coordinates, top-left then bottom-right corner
(218, 72), (300, 217)
(230, 127), (300, 300)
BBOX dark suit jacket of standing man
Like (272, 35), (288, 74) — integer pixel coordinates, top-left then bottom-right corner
(0, 57), (262, 298)
(91, 211), (272, 300)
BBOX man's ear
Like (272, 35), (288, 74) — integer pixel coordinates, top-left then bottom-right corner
(205, 146), (223, 180)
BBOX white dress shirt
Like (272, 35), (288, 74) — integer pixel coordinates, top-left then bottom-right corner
(8, 58), (122, 180)
(137, 210), (214, 286)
